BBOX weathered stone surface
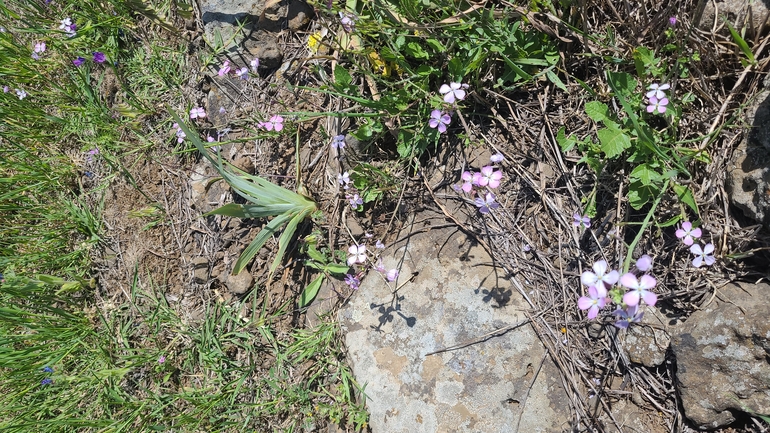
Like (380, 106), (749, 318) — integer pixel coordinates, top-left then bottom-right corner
(243, 32), (283, 69)
(671, 281), (770, 429)
(698, 0), (770, 36)
(189, 161), (230, 214)
(726, 88), (770, 227)
(199, 0), (266, 51)
(258, 0), (313, 32)
(339, 219), (570, 433)
(621, 305), (671, 367)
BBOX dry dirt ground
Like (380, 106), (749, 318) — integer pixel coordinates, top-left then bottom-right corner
(83, 2), (770, 432)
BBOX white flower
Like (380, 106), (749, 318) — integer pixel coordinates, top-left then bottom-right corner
(439, 82), (469, 103)
(347, 244), (367, 266)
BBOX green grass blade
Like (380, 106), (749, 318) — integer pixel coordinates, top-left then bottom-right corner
(232, 213), (293, 275)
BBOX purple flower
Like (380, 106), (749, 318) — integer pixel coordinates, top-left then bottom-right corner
(646, 95), (668, 114)
(581, 260), (619, 288)
(385, 268), (399, 282)
(218, 60), (231, 76)
(439, 82), (469, 103)
(59, 18), (76, 37)
(235, 67), (248, 80)
(460, 171), (476, 193)
(34, 41), (46, 54)
(41, 378), (53, 386)
(219, 106), (226, 114)
(635, 254), (653, 272)
(375, 239), (385, 249)
(578, 285), (608, 319)
(42, 366), (54, 373)
(189, 107), (206, 119)
(86, 148), (99, 162)
(92, 52), (106, 63)
(478, 165), (503, 189)
(620, 273), (657, 307)
(173, 123), (186, 143)
(490, 152), (504, 163)
(614, 304), (644, 329)
(339, 11), (356, 32)
(347, 244), (366, 266)
(73, 56), (85, 66)
(690, 243), (715, 268)
(646, 83), (670, 100)
(259, 115), (284, 132)
(675, 221), (701, 246)
(337, 171), (350, 188)
(331, 134), (346, 149)
(668, 16), (677, 26)
(348, 193), (363, 207)
(474, 192), (499, 214)
(428, 109), (451, 133)
(2, 86), (8, 93)
(15, 89), (26, 100)
(344, 273), (360, 289)
(573, 212), (591, 228)
(250, 58), (260, 72)
(158, 355), (166, 364)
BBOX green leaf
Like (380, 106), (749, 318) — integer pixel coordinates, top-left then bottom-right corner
(306, 244), (326, 264)
(232, 213), (293, 275)
(324, 263), (351, 275)
(657, 214), (682, 228)
(545, 69), (567, 92)
(425, 38), (445, 53)
(585, 101), (610, 123)
(597, 125), (631, 158)
(334, 65), (352, 88)
(726, 20), (755, 65)
(672, 183), (699, 214)
(299, 274), (324, 308)
(606, 71), (637, 98)
(405, 41), (429, 59)
(633, 46), (656, 77)
(630, 163), (665, 186)
(556, 126), (576, 152)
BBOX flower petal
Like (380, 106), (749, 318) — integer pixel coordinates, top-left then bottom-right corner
(619, 273), (639, 289)
(639, 274), (656, 290)
(641, 290), (658, 306)
(623, 291), (640, 307)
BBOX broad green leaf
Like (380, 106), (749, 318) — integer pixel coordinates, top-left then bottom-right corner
(597, 125), (631, 158)
(405, 41), (429, 60)
(299, 274), (324, 308)
(306, 244), (326, 264)
(334, 65), (352, 88)
(633, 46), (656, 77)
(425, 38), (445, 52)
(606, 71), (637, 98)
(672, 183), (699, 214)
(585, 101), (610, 123)
(324, 263), (351, 275)
(556, 126), (576, 152)
(630, 163), (664, 186)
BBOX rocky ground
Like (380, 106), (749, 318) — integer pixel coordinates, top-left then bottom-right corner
(88, 0), (770, 431)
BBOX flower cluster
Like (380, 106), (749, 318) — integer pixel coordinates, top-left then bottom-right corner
(59, 17), (76, 37)
(645, 83), (670, 114)
(675, 220), (715, 268)
(344, 240), (399, 291)
(217, 58), (260, 80)
(578, 257), (658, 328)
(455, 155), (504, 214)
(428, 81), (470, 134)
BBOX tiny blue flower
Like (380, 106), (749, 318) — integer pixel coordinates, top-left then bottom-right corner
(41, 378), (53, 386)
(42, 366), (53, 373)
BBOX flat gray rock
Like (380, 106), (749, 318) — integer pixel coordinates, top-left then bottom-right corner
(339, 220), (570, 433)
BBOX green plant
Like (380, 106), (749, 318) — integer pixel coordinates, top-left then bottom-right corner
(173, 114), (318, 280)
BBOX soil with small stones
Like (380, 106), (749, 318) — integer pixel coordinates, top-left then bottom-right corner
(83, 2), (770, 432)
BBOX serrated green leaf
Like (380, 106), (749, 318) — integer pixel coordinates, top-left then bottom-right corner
(334, 65), (352, 88)
(597, 126), (631, 158)
(585, 101), (610, 123)
(672, 183), (699, 214)
(299, 274), (324, 308)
